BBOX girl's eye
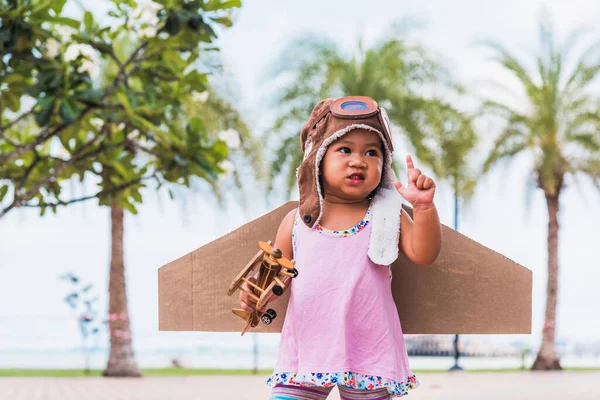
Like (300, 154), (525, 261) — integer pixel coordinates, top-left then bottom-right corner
(338, 147), (351, 154)
(366, 150), (379, 156)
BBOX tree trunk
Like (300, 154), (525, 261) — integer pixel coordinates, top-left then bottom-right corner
(531, 192), (562, 370)
(103, 204), (141, 377)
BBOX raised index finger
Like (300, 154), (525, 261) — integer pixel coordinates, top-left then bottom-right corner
(406, 154), (415, 171)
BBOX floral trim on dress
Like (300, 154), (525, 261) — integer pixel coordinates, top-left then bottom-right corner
(315, 207), (372, 238)
(267, 371), (419, 398)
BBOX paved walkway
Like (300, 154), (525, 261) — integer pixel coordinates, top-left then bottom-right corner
(0, 372), (598, 399)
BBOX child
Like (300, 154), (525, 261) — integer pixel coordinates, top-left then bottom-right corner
(240, 96), (442, 399)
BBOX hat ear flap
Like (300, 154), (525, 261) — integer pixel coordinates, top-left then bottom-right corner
(297, 153), (320, 228)
(297, 98), (336, 228)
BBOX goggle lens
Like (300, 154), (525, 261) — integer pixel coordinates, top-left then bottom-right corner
(340, 101), (368, 111)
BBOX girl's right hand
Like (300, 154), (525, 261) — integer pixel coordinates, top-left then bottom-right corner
(239, 263), (294, 313)
(239, 277), (265, 313)
(241, 209), (295, 314)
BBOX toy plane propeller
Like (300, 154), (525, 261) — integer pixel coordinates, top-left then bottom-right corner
(227, 240), (298, 335)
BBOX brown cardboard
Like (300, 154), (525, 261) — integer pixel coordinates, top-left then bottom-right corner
(158, 201), (532, 334)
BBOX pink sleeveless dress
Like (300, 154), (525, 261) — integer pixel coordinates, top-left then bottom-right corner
(267, 207), (419, 398)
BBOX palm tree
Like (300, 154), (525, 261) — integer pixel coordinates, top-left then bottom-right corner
(264, 32), (454, 194)
(480, 22), (600, 370)
(413, 105), (479, 371)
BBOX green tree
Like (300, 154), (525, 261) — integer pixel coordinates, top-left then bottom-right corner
(0, 0), (247, 216)
(480, 22), (600, 370)
(264, 32), (456, 194)
(1, 0), (256, 377)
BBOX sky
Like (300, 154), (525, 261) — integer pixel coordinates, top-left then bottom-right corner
(1, 0), (600, 362)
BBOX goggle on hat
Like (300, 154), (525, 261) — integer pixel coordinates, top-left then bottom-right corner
(306, 96), (394, 152)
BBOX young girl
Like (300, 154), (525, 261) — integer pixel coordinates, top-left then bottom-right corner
(240, 96), (442, 399)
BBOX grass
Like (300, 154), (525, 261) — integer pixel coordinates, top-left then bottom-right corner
(1, 367), (599, 377)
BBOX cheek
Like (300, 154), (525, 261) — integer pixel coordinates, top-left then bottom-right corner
(368, 161), (383, 186)
(371, 159), (383, 175)
(322, 153), (344, 171)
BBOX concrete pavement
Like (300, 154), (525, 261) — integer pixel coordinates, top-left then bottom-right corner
(0, 372), (598, 399)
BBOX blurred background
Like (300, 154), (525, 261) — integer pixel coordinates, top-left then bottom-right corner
(1, 0), (599, 389)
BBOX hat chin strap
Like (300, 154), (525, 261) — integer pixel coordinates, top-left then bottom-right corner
(367, 186), (403, 266)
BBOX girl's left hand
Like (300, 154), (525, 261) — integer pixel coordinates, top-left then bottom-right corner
(393, 155), (436, 210)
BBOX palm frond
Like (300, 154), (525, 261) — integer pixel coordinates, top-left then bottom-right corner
(563, 109), (600, 142)
(264, 30), (468, 198)
(560, 93), (593, 118)
(559, 27), (593, 62)
(479, 40), (539, 97)
(286, 148), (304, 197)
(483, 127), (529, 173)
(458, 175), (478, 204)
(567, 155), (600, 193)
(263, 35), (339, 83)
(267, 135), (300, 193)
(569, 155), (600, 176)
(565, 132), (600, 152)
(480, 100), (528, 121)
(563, 41), (600, 93)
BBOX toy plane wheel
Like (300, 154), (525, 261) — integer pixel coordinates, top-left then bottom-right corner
(261, 313), (273, 325)
(291, 268), (298, 278)
(272, 285), (283, 296)
(265, 308), (277, 319)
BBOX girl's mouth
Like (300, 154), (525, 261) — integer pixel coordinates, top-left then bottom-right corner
(346, 173), (365, 184)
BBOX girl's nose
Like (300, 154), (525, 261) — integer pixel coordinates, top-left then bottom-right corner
(349, 156), (367, 168)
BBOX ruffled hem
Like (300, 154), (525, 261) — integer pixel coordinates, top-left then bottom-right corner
(266, 371), (419, 397)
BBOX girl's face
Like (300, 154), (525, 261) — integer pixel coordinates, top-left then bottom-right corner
(320, 129), (384, 202)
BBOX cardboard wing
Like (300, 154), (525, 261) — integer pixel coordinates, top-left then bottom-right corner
(158, 201), (532, 334)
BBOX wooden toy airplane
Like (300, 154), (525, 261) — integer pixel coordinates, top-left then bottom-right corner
(227, 240), (298, 335)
